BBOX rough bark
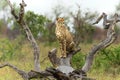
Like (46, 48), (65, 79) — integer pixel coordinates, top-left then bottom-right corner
(48, 48), (81, 67)
(82, 13), (118, 72)
(0, 0), (119, 80)
(7, 0), (40, 71)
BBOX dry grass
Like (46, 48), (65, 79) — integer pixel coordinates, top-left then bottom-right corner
(0, 41), (120, 80)
(0, 66), (22, 80)
(88, 72), (120, 80)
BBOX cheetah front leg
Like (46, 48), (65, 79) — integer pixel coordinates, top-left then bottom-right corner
(63, 39), (67, 58)
(69, 41), (75, 51)
(60, 40), (66, 58)
(60, 42), (64, 58)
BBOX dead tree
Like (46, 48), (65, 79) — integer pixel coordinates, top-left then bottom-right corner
(0, 1), (119, 80)
(71, 5), (96, 47)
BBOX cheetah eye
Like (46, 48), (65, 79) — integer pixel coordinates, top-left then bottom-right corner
(62, 18), (64, 21)
(56, 18), (59, 20)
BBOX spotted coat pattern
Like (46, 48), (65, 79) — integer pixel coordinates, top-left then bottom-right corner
(55, 17), (75, 57)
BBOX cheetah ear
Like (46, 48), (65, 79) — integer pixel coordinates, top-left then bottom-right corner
(62, 18), (64, 21)
(56, 17), (59, 20)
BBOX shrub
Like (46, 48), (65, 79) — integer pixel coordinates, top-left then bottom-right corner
(71, 45), (120, 73)
(93, 45), (120, 73)
(71, 52), (85, 69)
(0, 37), (23, 61)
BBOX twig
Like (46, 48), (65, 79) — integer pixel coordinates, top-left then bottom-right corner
(40, 56), (48, 63)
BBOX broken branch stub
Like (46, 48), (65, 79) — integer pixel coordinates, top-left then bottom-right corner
(7, 0), (40, 71)
(82, 13), (118, 73)
(0, 0), (119, 79)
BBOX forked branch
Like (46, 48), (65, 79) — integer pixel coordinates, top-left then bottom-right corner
(7, 0), (40, 71)
(0, 0), (119, 79)
(82, 13), (118, 72)
(0, 63), (29, 79)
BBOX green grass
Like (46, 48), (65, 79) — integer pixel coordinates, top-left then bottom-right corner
(0, 38), (120, 80)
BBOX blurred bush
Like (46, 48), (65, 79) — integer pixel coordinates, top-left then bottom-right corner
(71, 52), (85, 69)
(71, 45), (120, 74)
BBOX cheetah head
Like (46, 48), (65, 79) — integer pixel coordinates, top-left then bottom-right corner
(56, 17), (64, 23)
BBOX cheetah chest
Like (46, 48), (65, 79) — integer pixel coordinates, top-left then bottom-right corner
(55, 27), (66, 41)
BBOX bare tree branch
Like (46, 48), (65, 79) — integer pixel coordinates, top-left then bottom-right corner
(7, 0), (19, 20)
(48, 48), (81, 67)
(48, 48), (60, 67)
(1, 0), (119, 79)
(7, 0), (40, 71)
(82, 13), (118, 73)
(18, 0), (27, 23)
(0, 63), (53, 80)
(0, 63), (29, 80)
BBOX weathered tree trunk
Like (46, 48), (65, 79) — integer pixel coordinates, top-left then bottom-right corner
(82, 13), (118, 73)
(0, 1), (119, 80)
(7, 0), (40, 71)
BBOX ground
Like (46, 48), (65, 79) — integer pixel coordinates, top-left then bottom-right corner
(0, 40), (119, 80)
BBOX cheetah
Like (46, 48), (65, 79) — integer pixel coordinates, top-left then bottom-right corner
(55, 17), (75, 58)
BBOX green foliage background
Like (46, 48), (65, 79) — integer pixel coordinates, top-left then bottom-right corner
(0, 0), (120, 80)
